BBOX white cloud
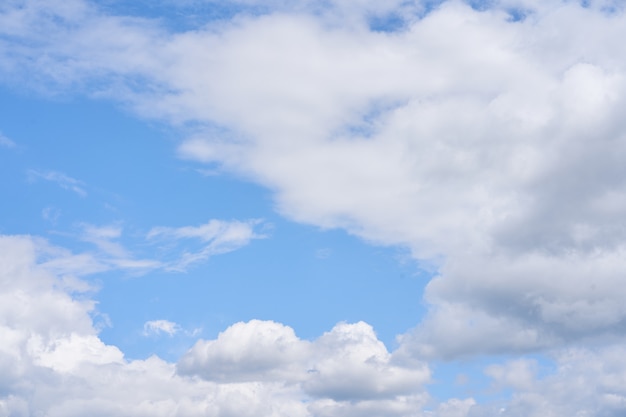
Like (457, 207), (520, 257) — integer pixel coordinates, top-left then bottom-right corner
(153, 1), (626, 359)
(401, 249), (626, 358)
(177, 319), (310, 382)
(70, 222), (164, 274)
(3, 232), (626, 416)
(430, 398), (477, 417)
(79, 223), (127, 257)
(178, 320), (431, 413)
(28, 333), (124, 373)
(302, 322), (430, 401)
(143, 320), (181, 337)
(147, 219), (264, 271)
(465, 346), (626, 417)
(61, 219), (261, 274)
(0, 233), (432, 417)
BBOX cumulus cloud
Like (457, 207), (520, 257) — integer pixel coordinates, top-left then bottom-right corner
(0, 234), (433, 417)
(463, 347), (626, 416)
(178, 319), (430, 414)
(304, 322), (429, 401)
(400, 248), (626, 358)
(104, 1), (626, 359)
(0, 233), (623, 416)
(156, 1), (626, 358)
(178, 319), (430, 400)
(177, 319), (309, 382)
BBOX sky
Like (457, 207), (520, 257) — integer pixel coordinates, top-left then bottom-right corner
(1, 0), (626, 416)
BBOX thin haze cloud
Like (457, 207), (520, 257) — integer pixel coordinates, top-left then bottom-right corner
(147, 219), (264, 271)
(0, 132), (16, 148)
(143, 319), (181, 336)
(28, 169), (88, 197)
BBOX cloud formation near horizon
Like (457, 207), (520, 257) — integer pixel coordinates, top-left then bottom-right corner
(2, 233), (626, 415)
(0, 235), (432, 417)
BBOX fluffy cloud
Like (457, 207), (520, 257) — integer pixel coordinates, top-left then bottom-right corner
(177, 320), (309, 382)
(466, 347), (626, 416)
(162, 1), (626, 357)
(402, 248), (626, 358)
(0, 222), (624, 416)
(134, 1), (626, 358)
(302, 322), (429, 401)
(0, 234), (432, 417)
(178, 320), (430, 402)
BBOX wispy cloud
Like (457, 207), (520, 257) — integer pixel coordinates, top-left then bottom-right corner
(66, 220), (263, 275)
(147, 219), (265, 271)
(28, 169), (87, 197)
(76, 223), (163, 274)
(0, 132), (16, 148)
(143, 320), (181, 337)
(42, 206), (61, 224)
(79, 223), (126, 257)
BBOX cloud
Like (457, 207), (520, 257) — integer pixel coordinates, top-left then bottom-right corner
(143, 320), (181, 337)
(3, 0), (626, 413)
(177, 319), (310, 382)
(147, 219), (264, 271)
(63, 219), (261, 274)
(302, 322), (430, 401)
(79, 223), (126, 256)
(42, 206), (61, 224)
(27, 170), (87, 197)
(152, 1), (626, 359)
(465, 346), (626, 417)
(71, 222), (164, 274)
(0, 233), (433, 417)
(3, 232), (626, 416)
(177, 318), (431, 400)
(178, 319), (431, 411)
(399, 248), (626, 358)
(0, 132), (16, 148)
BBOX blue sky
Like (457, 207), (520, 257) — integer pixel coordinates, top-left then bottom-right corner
(2, 1), (626, 416)
(0, 87), (426, 355)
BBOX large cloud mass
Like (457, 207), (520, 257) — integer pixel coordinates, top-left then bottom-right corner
(2, 0), (626, 415)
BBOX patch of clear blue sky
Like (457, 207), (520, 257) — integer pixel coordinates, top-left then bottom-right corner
(90, 0), (529, 39)
(99, 0), (405, 34)
(93, 0), (255, 31)
(368, 11), (408, 33)
(0, 84), (429, 361)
